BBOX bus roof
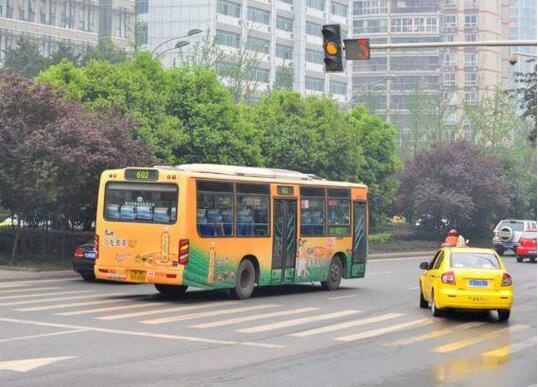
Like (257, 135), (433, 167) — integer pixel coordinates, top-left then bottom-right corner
(148, 164), (367, 188)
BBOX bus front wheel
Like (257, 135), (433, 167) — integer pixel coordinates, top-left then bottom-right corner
(232, 259), (256, 299)
(321, 257), (343, 291)
(155, 284), (188, 297)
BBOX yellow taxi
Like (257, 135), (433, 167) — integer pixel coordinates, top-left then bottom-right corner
(419, 247), (513, 321)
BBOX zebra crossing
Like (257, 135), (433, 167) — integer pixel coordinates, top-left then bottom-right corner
(0, 279), (534, 359)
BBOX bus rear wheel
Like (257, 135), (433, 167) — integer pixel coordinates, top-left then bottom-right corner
(155, 284), (188, 297)
(231, 259), (256, 299)
(321, 257), (343, 291)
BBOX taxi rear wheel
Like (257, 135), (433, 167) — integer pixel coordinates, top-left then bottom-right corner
(431, 290), (443, 317)
(155, 284), (188, 297)
(498, 309), (510, 321)
(419, 284), (428, 309)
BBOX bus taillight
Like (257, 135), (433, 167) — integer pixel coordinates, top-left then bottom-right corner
(94, 234), (99, 259)
(179, 239), (189, 266)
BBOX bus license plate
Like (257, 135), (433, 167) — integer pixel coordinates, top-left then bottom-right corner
(130, 270), (146, 282)
(469, 280), (488, 287)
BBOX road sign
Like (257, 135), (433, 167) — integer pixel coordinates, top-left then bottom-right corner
(344, 38), (370, 60)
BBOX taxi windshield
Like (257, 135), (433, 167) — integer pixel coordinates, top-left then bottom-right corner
(450, 252), (500, 270)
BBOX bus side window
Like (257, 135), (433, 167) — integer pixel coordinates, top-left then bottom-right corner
(236, 184), (270, 237)
(197, 181), (234, 237)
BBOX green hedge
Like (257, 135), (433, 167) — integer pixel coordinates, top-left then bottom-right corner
(369, 232), (394, 246)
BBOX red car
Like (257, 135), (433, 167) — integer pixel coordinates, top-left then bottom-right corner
(516, 229), (537, 263)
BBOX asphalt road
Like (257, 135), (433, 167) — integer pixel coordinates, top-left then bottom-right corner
(0, 254), (536, 387)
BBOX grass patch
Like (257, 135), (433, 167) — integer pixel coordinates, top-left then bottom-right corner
(0, 252), (72, 271)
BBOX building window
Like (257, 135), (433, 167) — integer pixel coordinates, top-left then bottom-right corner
(136, 22), (148, 45)
(135, 0), (148, 14)
(443, 51), (456, 66)
(465, 72), (477, 86)
(465, 33), (477, 41)
(465, 0), (477, 8)
(444, 33), (455, 42)
(305, 76), (324, 91)
(197, 181), (234, 237)
(465, 51), (477, 66)
(62, 0), (74, 28)
(306, 21), (322, 37)
(307, 0), (324, 11)
(464, 15), (477, 28)
(443, 72), (455, 86)
(247, 36), (269, 53)
(305, 48), (324, 64)
(444, 15), (457, 28)
(300, 187), (325, 236)
(276, 16), (293, 32)
(444, 0), (456, 8)
(465, 91), (477, 105)
(250, 67), (270, 82)
(218, 0), (240, 18)
(330, 80), (346, 95)
(217, 30), (240, 48)
(276, 44), (293, 59)
(331, 2), (347, 17)
(236, 184), (270, 237)
(247, 6), (270, 24)
(354, 19), (387, 33)
(353, 0), (387, 15)
(116, 8), (128, 38)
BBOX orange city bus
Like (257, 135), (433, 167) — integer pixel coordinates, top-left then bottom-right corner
(94, 164), (368, 299)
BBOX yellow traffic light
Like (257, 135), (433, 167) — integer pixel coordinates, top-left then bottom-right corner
(326, 42), (338, 55)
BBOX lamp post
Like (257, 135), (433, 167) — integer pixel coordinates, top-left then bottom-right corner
(151, 28), (202, 55)
(155, 41), (190, 59)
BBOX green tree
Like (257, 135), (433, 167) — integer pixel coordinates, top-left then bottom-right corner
(274, 64), (294, 91)
(49, 42), (81, 66)
(515, 65), (537, 146)
(81, 38), (128, 65)
(251, 91), (362, 182)
(349, 104), (400, 226)
(1, 38), (50, 78)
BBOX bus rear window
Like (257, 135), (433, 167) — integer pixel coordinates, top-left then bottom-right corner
(104, 182), (178, 224)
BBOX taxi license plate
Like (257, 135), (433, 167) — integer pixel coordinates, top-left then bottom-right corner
(469, 280), (488, 287)
(468, 295), (489, 303)
(129, 270), (146, 282)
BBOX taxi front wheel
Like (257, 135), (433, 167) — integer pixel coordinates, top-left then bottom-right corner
(498, 309), (511, 321)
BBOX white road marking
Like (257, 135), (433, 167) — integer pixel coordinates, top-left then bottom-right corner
(0, 279), (72, 286)
(370, 256), (429, 262)
(482, 336), (537, 358)
(367, 271), (391, 276)
(327, 295), (357, 300)
(17, 299), (126, 312)
(0, 290), (93, 301)
(0, 286), (60, 295)
(409, 287), (419, 290)
(432, 325), (529, 353)
(289, 313), (404, 337)
(0, 283), (30, 289)
(237, 310), (361, 334)
(57, 302), (167, 316)
(384, 321), (485, 347)
(0, 356), (76, 373)
(0, 329), (89, 343)
(0, 293), (125, 307)
(97, 302), (237, 321)
(189, 307), (319, 329)
(0, 317), (282, 348)
(142, 304), (279, 325)
(335, 318), (435, 342)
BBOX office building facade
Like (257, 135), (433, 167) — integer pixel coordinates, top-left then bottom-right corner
(137, 0), (353, 103)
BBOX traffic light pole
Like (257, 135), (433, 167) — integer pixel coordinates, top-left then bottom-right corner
(368, 40), (536, 50)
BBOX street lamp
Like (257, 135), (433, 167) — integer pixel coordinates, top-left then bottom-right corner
(155, 41), (190, 59)
(151, 28), (203, 55)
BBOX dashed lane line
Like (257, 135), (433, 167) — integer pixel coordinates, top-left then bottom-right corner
(141, 305), (279, 325)
(0, 329), (89, 343)
(481, 336), (537, 358)
(17, 299), (128, 312)
(0, 290), (94, 301)
(335, 318), (435, 342)
(431, 324), (529, 353)
(0, 317), (284, 349)
(0, 293), (126, 307)
(289, 313), (404, 338)
(0, 286), (60, 295)
(189, 307), (320, 329)
(237, 310), (361, 334)
(57, 302), (168, 316)
(327, 295), (357, 300)
(384, 321), (485, 347)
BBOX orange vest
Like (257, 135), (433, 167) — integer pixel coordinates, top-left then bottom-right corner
(444, 235), (458, 245)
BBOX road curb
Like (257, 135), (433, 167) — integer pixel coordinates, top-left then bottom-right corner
(0, 269), (77, 282)
(368, 251), (435, 259)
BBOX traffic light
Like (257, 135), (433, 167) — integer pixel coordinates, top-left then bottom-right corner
(344, 38), (371, 60)
(322, 24), (343, 72)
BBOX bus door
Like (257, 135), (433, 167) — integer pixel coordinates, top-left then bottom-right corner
(351, 201), (367, 277)
(271, 199), (297, 282)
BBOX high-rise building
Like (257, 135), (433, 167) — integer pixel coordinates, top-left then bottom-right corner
(137, 0), (353, 103)
(508, 0), (536, 89)
(351, 0), (511, 149)
(0, 0), (135, 61)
